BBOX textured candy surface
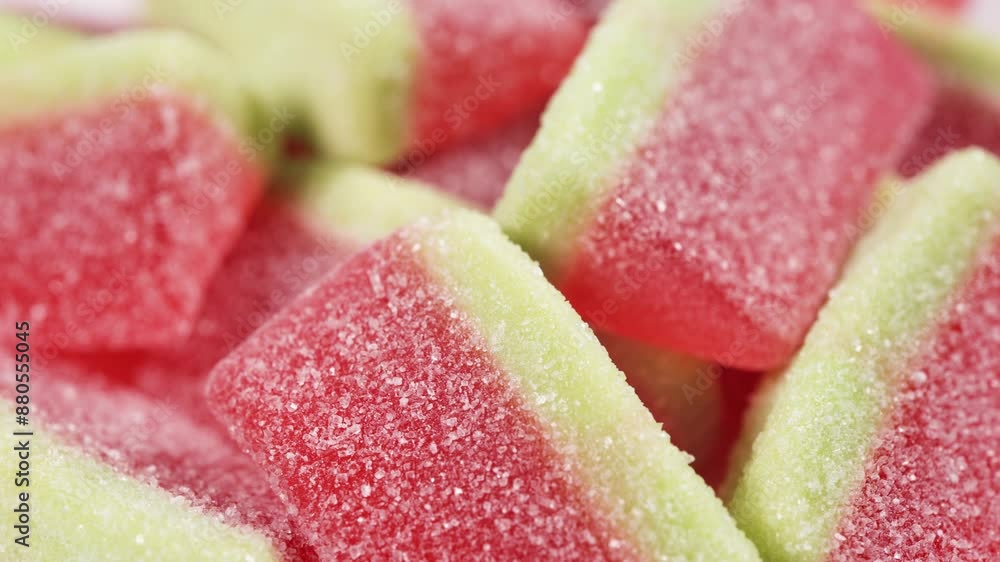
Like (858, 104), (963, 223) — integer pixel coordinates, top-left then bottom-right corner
(829, 237), (1000, 562)
(208, 231), (628, 560)
(17, 362), (316, 561)
(557, 0), (932, 369)
(728, 150), (1000, 562)
(408, 0), (586, 152)
(396, 112), (539, 209)
(0, 92), (262, 352)
(209, 211), (760, 560)
(0, 428), (282, 562)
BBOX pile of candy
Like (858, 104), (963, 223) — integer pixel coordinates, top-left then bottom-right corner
(0, 0), (997, 560)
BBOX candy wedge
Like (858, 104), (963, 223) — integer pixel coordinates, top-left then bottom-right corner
(728, 149), (1000, 562)
(0, 360), (312, 561)
(495, 0), (933, 370)
(98, 165), (467, 416)
(149, 0), (588, 163)
(873, 5), (1000, 175)
(207, 210), (760, 560)
(0, 31), (265, 352)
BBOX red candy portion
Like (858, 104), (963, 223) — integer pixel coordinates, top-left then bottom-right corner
(208, 237), (633, 560)
(408, 0), (586, 151)
(74, 202), (353, 422)
(0, 92), (263, 352)
(562, 0), (932, 370)
(900, 85), (1000, 177)
(831, 238), (1000, 561)
(12, 357), (318, 561)
(396, 112), (538, 209)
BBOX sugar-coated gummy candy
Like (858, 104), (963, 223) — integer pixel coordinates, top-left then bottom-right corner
(208, 210), (761, 560)
(0, 357), (312, 561)
(148, 0), (588, 163)
(728, 149), (1000, 562)
(495, 0), (933, 370)
(0, 31), (264, 352)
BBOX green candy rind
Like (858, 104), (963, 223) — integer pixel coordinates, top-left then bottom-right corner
(0, 31), (260, 144)
(415, 211), (761, 561)
(870, 1), (1000, 94)
(149, 0), (417, 164)
(0, 15), (79, 65)
(290, 163), (468, 245)
(728, 149), (1000, 562)
(0, 415), (279, 562)
(493, 0), (723, 276)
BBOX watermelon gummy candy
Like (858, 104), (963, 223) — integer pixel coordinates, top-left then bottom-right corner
(148, 0), (588, 163)
(874, 6), (1000, 175)
(0, 359), (315, 561)
(494, 0), (933, 370)
(2, 166), (461, 561)
(106, 164), (467, 415)
(727, 149), (1000, 562)
(207, 210), (760, 560)
(0, 31), (265, 353)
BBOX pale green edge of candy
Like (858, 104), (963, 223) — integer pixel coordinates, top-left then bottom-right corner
(728, 149), (1000, 562)
(288, 163), (470, 245)
(0, 30), (260, 145)
(0, 413), (278, 562)
(493, 0), (722, 276)
(869, 1), (1000, 94)
(0, 15), (80, 65)
(413, 210), (761, 561)
(149, 0), (417, 164)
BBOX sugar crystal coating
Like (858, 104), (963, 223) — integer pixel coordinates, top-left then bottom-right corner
(209, 211), (760, 560)
(408, 0), (587, 152)
(13, 361), (317, 561)
(209, 230), (630, 560)
(0, 92), (263, 352)
(559, 0), (933, 370)
(728, 150), (1000, 562)
(830, 236), (1000, 561)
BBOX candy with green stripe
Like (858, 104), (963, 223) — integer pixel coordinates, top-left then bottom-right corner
(147, 0), (588, 164)
(494, 0), (932, 371)
(728, 149), (1000, 562)
(208, 209), (760, 560)
(0, 408), (281, 562)
(0, 29), (268, 352)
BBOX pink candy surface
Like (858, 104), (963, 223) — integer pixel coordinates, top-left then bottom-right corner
(5, 354), (319, 561)
(408, 0), (586, 152)
(830, 237), (1000, 561)
(208, 234), (635, 560)
(397, 112), (538, 209)
(0, 92), (263, 353)
(562, 0), (933, 370)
